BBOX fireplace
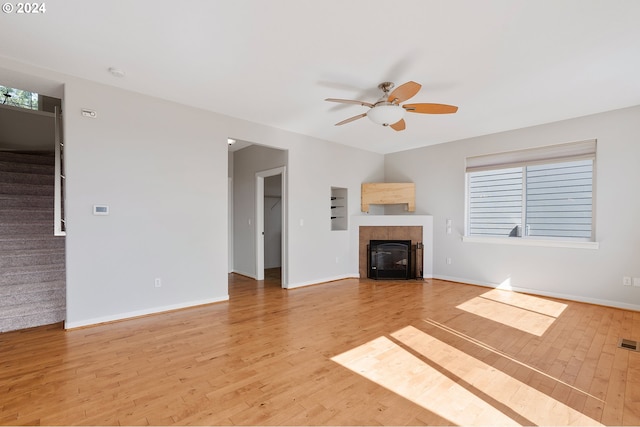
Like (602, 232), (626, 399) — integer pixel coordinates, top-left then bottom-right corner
(352, 218), (432, 280)
(368, 240), (414, 280)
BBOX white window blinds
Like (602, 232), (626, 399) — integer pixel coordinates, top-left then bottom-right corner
(466, 139), (596, 173)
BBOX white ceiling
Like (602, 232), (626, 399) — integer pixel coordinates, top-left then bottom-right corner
(1, 0), (639, 154)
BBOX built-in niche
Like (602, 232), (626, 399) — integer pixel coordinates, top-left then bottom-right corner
(331, 187), (348, 231)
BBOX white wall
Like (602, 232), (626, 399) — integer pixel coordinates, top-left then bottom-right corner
(284, 137), (385, 287)
(385, 105), (640, 310)
(63, 80), (230, 327)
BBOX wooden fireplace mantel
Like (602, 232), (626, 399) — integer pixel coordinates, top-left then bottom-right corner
(361, 182), (415, 212)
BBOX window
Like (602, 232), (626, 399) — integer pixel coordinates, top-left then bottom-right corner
(465, 140), (596, 242)
(1, 85), (39, 111)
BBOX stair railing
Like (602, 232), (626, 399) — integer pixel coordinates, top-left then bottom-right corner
(54, 106), (66, 236)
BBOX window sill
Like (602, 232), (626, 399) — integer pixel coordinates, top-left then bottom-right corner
(462, 235), (599, 250)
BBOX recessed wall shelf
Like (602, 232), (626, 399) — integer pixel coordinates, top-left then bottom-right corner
(331, 187), (348, 231)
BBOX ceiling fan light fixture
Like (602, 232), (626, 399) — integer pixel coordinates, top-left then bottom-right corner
(367, 103), (405, 126)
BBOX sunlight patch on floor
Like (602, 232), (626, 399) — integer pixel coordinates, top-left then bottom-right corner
(392, 326), (600, 426)
(480, 289), (567, 318)
(422, 318), (603, 403)
(332, 336), (521, 426)
(332, 326), (601, 426)
(497, 277), (513, 290)
(456, 289), (567, 336)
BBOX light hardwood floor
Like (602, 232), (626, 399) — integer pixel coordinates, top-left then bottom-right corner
(1, 274), (639, 425)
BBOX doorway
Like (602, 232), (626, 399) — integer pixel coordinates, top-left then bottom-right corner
(263, 174), (282, 276)
(255, 166), (287, 286)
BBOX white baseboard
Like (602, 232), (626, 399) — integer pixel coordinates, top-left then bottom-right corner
(64, 295), (229, 330)
(434, 275), (640, 312)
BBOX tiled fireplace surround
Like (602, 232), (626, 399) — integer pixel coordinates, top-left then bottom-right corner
(349, 215), (434, 279)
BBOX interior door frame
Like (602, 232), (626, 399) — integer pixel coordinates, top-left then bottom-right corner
(255, 166), (287, 287)
(228, 177), (233, 274)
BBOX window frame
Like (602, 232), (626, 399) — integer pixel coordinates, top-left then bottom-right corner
(463, 140), (598, 250)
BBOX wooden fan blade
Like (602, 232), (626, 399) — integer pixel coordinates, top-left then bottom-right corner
(387, 81), (421, 104)
(403, 103), (458, 114)
(335, 113), (367, 126)
(390, 119), (406, 131)
(325, 98), (374, 108)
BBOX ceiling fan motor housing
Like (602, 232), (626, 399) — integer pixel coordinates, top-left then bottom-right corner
(378, 81), (395, 93)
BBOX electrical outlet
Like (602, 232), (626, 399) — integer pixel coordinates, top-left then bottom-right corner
(446, 257), (452, 265)
(623, 276), (632, 286)
(155, 278), (162, 288)
(634, 278), (640, 287)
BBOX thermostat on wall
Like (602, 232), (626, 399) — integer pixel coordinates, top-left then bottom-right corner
(93, 205), (109, 215)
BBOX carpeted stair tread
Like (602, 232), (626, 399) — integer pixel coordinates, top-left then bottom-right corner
(1, 263), (65, 275)
(0, 236), (64, 250)
(0, 182), (53, 196)
(0, 279), (64, 295)
(0, 215), (54, 224)
(0, 254), (65, 269)
(0, 170), (54, 185)
(0, 247), (64, 256)
(0, 300), (64, 321)
(0, 311), (65, 333)
(0, 289), (64, 307)
(0, 151), (55, 165)
(0, 250), (65, 268)
(0, 217), (54, 224)
(0, 208), (54, 221)
(0, 194), (54, 209)
(0, 299), (65, 317)
(0, 303), (66, 332)
(0, 223), (56, 236)
(0, 281), (65, 301)
(0, 160), (54, 175)
(0, 269), (65, 286)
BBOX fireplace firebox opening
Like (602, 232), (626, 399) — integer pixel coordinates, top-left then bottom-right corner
(368, 240), (416, 280)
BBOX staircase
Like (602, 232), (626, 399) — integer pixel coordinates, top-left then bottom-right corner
(0, 151), (66, 333)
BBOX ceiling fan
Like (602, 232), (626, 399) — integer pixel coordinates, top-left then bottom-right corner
(325, 81), (458, 131)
